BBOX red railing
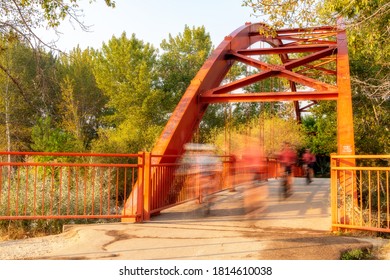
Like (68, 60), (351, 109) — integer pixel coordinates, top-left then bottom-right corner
(148, 154), (233, 215)
(1, 151), (284, 222)
(145, 154), (284, 217)
(0, 152), (140, 220)
(331, 154), (390, 233)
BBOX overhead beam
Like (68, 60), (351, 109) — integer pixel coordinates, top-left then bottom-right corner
(284, 47), (337, 70)
(207, 70), (278, 95)
(236, 44), (332, 55)
(200, 91), (338, 103)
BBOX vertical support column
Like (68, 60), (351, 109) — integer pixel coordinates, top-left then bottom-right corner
(336, 20), (355, 158)
(336, 19), (356, 228)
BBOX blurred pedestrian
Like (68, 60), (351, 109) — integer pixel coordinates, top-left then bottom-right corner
(177, 143), (222, 214)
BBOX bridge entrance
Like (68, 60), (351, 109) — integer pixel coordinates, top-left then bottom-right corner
(124, 21), (356, 221)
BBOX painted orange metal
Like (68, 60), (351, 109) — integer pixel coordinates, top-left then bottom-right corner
(336, 20), (355, 156)
(331, 155), (390, 233)
(0, 152), (139, 221)
(334, 20), (357, 227)
(151, 22), (344, 158)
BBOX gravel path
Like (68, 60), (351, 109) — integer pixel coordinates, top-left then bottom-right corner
(0, 231), (76, 259)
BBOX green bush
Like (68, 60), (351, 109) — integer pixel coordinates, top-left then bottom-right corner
(340, 248), (374, 260)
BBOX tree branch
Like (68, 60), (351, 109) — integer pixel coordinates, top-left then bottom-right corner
(0, 62), (33, 107)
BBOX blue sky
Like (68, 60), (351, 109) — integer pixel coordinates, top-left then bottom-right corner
(50, 0), (257, 52)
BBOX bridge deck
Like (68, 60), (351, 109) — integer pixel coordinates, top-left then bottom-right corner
(153, 177), (331, 231)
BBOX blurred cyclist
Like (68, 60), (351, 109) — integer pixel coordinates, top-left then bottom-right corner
(278, 142), (297, 197)
(302, 148), (316, 184)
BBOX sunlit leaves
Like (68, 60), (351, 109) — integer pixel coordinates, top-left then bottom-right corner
(158, 25), (212, 109)
(1, 0), (115, 47)
(91, 33), (163, 152)
(242, 0), (319, 30)
(58, 47), (107, 149)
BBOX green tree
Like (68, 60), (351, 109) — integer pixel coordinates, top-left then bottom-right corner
(318, 0), (389, 68)
(353, 92), (390, 155)
(300, 102), (338, 176)
(158, 25), (213, 112)
(0, 39), (61, 151)
(91, 32), (162, 153)
(301, 102), (337, 156)
(58, 47), (107, 150)
(243, 0), (318, 30)
(0, 0), (116, 115)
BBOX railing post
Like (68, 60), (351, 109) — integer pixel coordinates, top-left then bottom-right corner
(133, 152), (145, 222)
(229, 155), (236, 192)
(330, 153), (339, 232)
(142, 152), (151, 221)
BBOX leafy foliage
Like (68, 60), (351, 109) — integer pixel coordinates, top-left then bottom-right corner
(91, 33), (163, 153)
(243, 0), (318, 30)
(31, 116), (80, 152)
(211, 113), (306, 157)
(341, 248), (374, 260)
(58, 47), (108, 149)
(301, 102), (337, 156)
(0, 39), (61, 151)
(158, 25), (213, 110)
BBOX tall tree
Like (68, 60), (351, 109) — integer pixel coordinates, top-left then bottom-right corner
(0, 39), (60, 151)
(158, 25), (237, 143)
(91, 32), (162, 153)
(58, 47), (107, 150)
(157, 25), (213, 112)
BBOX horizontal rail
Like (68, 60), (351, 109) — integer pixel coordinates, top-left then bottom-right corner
(0, 151), (138, 157)
(332, 167), (390, 171)
(331, 154), (390, 159)
(332, 223), (390, 233)
(0, 162), (138, 168)
(1, 214), (134, 220)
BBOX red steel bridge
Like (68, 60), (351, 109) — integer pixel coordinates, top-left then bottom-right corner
(124, 21), (356, 219)
(1, 22), (389, 234)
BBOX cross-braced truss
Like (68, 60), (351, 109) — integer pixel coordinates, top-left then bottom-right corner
(152, 22), (354, 157)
